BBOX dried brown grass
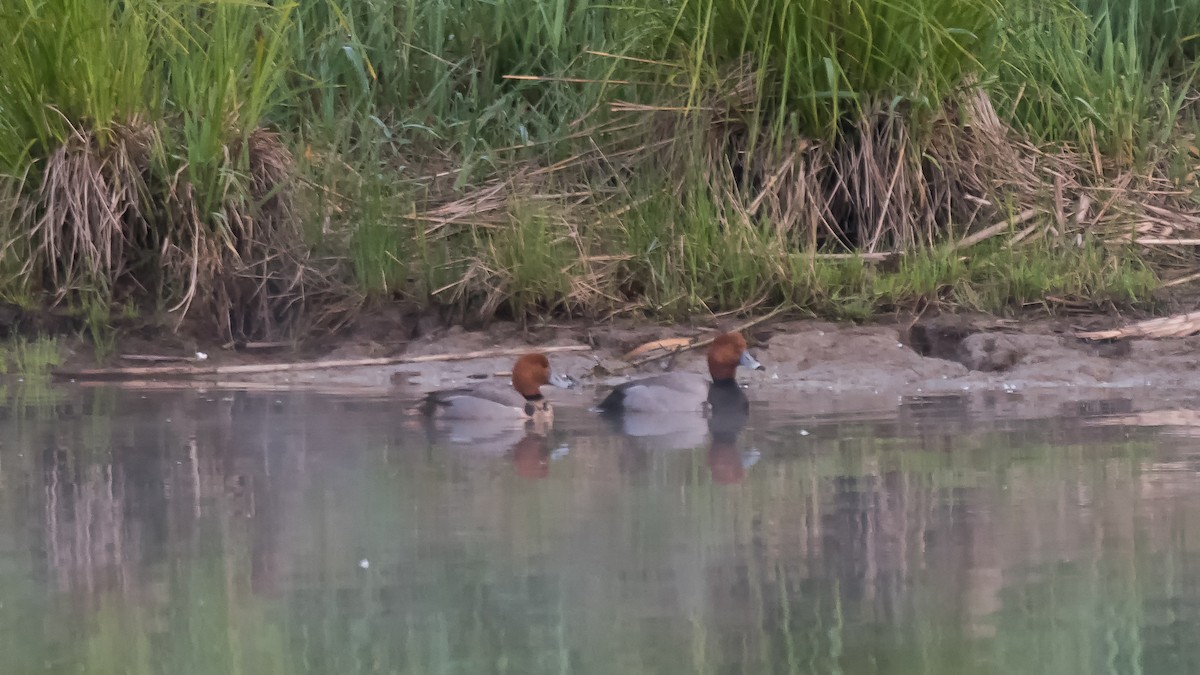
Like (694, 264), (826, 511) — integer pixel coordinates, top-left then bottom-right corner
(20, 121), (357, 342)
(602, 66), (1028, 255)
(604, 64), (1200, 259)
(28, 120), (156, 295)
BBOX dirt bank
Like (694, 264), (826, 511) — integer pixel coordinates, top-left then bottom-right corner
(66, 312), (1200, 414)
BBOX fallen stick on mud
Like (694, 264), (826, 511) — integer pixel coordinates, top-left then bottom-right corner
(75, 379), (398, 396)
(1076, 312), (1200, 340)
(53, 344), (593, 381)
(618, 308), (786, 371)
(1162, 270), (1200, 288)
(120, 354), (202, 363)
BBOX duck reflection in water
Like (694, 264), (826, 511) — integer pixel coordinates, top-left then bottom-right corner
(509, 432), (570, 480)
(705, 377), (759, 484)
(416, 416), (570, 479)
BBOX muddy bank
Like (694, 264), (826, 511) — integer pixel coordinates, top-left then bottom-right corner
(63, 313), (1200, 419)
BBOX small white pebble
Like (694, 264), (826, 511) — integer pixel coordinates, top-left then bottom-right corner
(800, 430), (810, 436)
(165, 418), (171, 423)
(16, 378), (22, 383)
(771, 373), (779, 380)
(961, 385), (970, 391)
(897, 342), (903, 348)
(359, 559), (370, 570)
(195, 351), (208, 360)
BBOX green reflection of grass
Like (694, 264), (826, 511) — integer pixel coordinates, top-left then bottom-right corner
(0, 336), (62, 376)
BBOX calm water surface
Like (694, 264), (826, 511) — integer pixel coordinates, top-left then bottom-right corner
(1, 384), (1199, 674)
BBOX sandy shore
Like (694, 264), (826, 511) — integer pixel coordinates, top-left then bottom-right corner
(64, 314), (1199, 423)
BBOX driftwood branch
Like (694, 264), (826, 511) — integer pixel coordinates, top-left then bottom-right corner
(1076, 312), (1200, 340)
(54, 344), (592, 381)
(617, 308), (786, 371)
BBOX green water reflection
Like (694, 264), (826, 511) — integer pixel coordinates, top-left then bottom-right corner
(0, 385), (1198, 674)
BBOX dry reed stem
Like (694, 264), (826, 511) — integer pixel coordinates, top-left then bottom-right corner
(55, 343), (593, 380)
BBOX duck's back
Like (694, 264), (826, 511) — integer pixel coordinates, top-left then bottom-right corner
(598, 372), (711, 413)
(420, 384), (527, 419)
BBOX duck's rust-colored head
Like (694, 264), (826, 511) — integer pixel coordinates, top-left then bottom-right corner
(706, 332), (764, 382)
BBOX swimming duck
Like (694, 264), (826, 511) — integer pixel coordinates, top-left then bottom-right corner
(597, 332), (764, 413)
(706, 388), (757, 484)
(418, 353), (574, 420)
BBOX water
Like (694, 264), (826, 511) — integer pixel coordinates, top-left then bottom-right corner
(2, 384), (1200, 674)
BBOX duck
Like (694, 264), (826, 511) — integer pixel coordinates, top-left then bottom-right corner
(418, 353), (575, 421)
(706, 389), (757, 484)
(597, 332), (764, 413)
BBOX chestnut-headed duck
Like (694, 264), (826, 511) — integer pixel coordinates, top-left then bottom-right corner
(418, 353), (574, 421)
(706, 390), (757, 484)
(597, 332), (764, 413)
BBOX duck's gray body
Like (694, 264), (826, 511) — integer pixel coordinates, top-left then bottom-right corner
(597, 372), (712, 413)
(597, 349), (762, 413)
(420, 384), (548, 420)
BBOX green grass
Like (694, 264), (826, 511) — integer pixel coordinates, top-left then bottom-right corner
(637, 0), (1000, 142)
(0, 0), (1194, 341)
(991, 0), (1200, 164)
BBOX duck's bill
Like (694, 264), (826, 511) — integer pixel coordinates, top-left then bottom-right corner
(739, 350), (765, 371)
(548, 371), (577, 389)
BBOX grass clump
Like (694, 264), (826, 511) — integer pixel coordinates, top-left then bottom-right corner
(645, 0), (999, 141)
(0, 0), (350, 345)
(832, 238), (1160, 316)
(993, 0), (1200, 163)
